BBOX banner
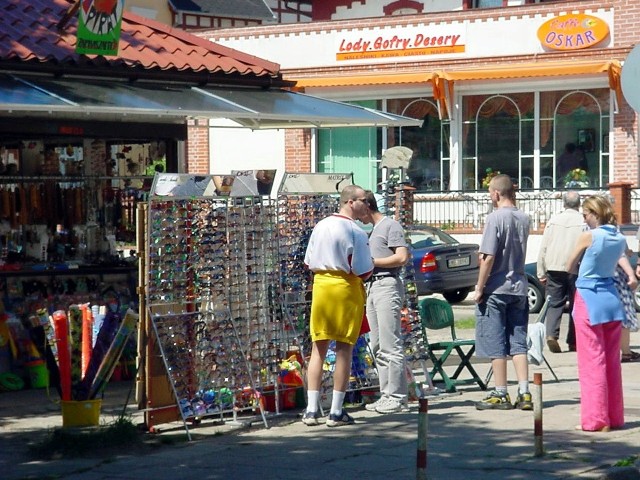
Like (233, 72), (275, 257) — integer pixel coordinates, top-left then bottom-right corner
(76, 0), (125, 56)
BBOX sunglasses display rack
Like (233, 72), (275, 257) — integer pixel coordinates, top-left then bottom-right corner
(389, 185), (431, 396)
(276, 185), (379, 405)
(146, 191), (284, 436)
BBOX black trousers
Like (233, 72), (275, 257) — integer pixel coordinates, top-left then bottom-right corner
(544, 270), (576, 346)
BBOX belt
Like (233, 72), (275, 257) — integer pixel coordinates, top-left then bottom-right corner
(369, 274), (397, 282)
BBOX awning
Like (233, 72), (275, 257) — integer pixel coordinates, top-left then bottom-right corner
(291, 72), (432, 89)
(432, 60), (622, 119)
(288, 60), (622, 121)
(0, 74), (421, 129)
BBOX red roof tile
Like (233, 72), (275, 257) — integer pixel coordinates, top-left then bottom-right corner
(0, 0), (282, 82)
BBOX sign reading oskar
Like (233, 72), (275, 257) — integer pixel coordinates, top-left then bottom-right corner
(537, 13), (609, 51)
(76, 0), (125, 56)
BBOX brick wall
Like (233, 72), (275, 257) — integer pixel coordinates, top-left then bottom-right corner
(284, 129), (312, 172)
(613, 0), (640, 187)
(186, 118), (209, 174)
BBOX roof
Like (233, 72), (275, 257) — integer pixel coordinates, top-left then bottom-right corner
(170, 0), (275, 21)
(0, 0), (283, 85)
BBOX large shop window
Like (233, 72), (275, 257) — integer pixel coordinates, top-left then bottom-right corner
(546, 89), (610, 189)
(388, 98), (449, 191)
(461, 88), (609, 191)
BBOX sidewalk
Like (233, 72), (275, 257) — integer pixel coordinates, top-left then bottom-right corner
(2, 323), (640, 479)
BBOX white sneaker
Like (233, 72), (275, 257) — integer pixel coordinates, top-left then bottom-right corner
(376, 398), (409, 414)
(365, 396), (388, 412)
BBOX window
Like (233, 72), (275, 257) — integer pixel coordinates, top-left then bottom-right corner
(386, 98), (449, 191)
(462, 93), (533, 190)
(463, 0), (506, 8)
(461, 88), (609, 190)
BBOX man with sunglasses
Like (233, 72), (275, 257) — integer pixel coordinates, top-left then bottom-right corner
(359, 190), (411, 414)
(302, 184), (374, 427)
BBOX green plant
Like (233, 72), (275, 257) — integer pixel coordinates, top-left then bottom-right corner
(613, 455), (638, 467)
(563, 168), (589, 187)
(455, 316), (476, 329)
(29, 416), (150, 460)
(439, 221), (455, 231)
(481, 168), (500, 188)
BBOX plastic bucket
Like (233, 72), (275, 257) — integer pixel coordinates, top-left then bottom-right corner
(25, 359), (49, 389)
(61, 399), (102, 427)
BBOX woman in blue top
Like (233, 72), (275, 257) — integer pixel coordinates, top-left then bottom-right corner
(567, 195), (626, 432)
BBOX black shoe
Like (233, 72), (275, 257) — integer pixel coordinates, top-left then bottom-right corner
(546, 337), (561, 353)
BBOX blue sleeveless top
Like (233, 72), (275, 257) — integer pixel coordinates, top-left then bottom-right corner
(575, 225), (626, 325)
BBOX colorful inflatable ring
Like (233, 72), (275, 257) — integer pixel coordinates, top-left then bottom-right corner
(0, 372), (25, 391)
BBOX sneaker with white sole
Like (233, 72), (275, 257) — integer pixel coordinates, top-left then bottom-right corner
(301, 411), (320, 426)
(375, 398), (409, 414)
(365, 396), (388, 412)
(475, 390), (514, 410)
(326, 409), (355, 427)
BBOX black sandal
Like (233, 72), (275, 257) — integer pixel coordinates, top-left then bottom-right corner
(621, 351), (640, 363)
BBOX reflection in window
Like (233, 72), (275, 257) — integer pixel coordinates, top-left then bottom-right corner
(549, 89), (608, 188)
(462, 93), (533, 190)
(387, 97), (448, 191)
(461, 88), (608, 190)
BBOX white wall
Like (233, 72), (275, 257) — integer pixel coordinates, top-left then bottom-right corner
(209, 120), (286, 195)
(201, 8), (614, 70)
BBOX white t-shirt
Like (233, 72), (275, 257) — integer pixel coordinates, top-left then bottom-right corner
(304, 214), (373, 277)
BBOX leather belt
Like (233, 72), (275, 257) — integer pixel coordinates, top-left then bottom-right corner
(369, 275), (397, 281)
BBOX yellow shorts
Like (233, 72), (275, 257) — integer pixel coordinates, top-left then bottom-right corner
(309, 271), (365, 345)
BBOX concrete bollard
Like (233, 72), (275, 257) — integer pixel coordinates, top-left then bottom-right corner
(417, 397), (428, 480)
(533, 372), (544, 457)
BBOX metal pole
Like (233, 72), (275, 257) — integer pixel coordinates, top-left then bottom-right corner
(533, 372), (544, 457)
(417, 397), (428, 480)
(136, 202), (147, 410)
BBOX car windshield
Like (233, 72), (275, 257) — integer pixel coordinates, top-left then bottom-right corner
(408, 229), (459, 249)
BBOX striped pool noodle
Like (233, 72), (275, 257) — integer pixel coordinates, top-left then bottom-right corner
(87, 310), (139, 400)
(38, 309), (57, 364)
(37, 309), (61, 397)
(52, 310), (71, 401)
(80, 304), (93, 379)
(68, 305), (83, 388)
(74, 310), (121, 400)
(91, 305), (102, 348)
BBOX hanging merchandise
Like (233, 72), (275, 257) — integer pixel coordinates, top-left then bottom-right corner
(142, 172), (425, 436)
(145, 173), (286, 438)
(387, 184), (432, 398)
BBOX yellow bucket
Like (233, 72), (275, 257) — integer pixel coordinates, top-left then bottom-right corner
(61, 399), (102, 428)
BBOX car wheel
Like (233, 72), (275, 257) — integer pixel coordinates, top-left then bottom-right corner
(442, 288), (471, 304)
(528, 281), (544, 314)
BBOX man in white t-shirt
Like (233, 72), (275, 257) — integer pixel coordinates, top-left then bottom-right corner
(302, 184), (373, 427)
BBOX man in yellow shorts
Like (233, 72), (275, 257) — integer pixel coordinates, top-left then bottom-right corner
(302, 184), (374, 427)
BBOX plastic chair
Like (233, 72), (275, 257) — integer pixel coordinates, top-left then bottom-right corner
(418, 297), (487, 393)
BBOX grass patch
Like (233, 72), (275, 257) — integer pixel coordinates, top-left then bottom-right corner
(614, 455), (639, 467)
(28, 416), (157, 460)
(455, 316), (476, 329)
